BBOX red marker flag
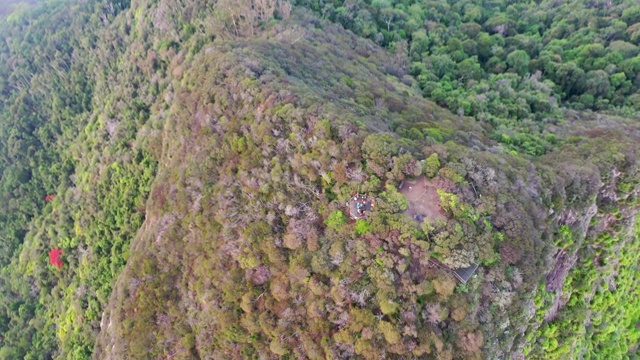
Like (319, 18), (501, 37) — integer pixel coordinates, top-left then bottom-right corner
(49, 248), (63, 269)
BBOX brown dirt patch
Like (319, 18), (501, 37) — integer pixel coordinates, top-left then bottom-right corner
(399, 175), (448, 224)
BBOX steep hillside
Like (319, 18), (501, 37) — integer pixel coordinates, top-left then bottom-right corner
(95, 11), (639, 360)
(0, 0), (638, 359)
(0, 0), (40, 18)
(92, 20), (493, 359)
(296, 0), (640, 151)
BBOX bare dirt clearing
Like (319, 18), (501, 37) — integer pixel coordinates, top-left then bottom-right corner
(399, 175), (449, 224)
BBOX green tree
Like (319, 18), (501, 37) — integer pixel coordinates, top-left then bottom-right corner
(554, 62), (585, 98)
(410, 30), (430, 60)
(608, 41), (639, 59)
(621, 5), (640, 25)
(355, 219), (371, 235)
(457, 57), (482, 81)
(424, 153), (441, 178)
(378, 184), (408, 213)
(584, 70), (611, 99)
(362, 133), (398, 176)
(427, 54), (456, 79)
(506, 50), (530, 76)
(325, 210), (347, 230)
(378, 321), (401, 345)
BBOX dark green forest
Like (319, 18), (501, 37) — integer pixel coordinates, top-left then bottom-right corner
(0, 0), (638, 359)
(298, 0), (640, 155)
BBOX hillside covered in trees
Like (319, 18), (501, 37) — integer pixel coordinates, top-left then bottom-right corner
(0, 0), (638, 359)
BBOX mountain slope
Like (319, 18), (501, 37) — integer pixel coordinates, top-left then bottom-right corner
(94, 12), (640, 360)
(0, 0), (638, 359)
(93, 19), (489, 359)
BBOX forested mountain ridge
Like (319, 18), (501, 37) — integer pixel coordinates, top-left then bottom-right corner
(0, 0), (638, 359)
(297, 0), (640, 155)
(0, 0), (40, 19)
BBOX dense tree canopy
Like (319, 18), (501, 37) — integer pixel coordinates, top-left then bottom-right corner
(297, 0), (640, 154)
(0, 0), (638, 359)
